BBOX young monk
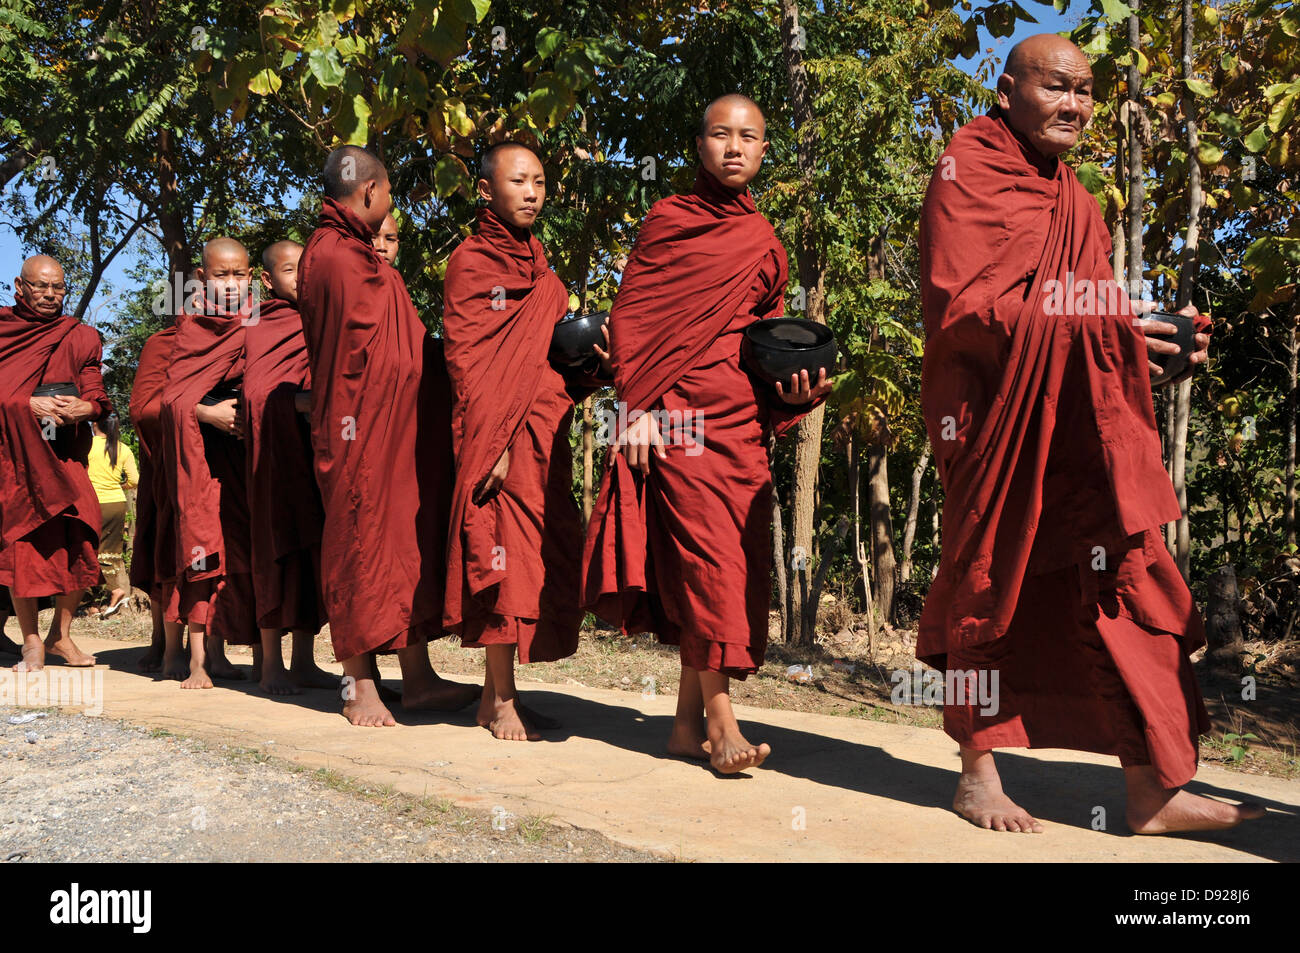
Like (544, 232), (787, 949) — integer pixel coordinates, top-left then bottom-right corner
(297, 145), (478, 726)
(583, 96), (831, 772)
(918, 34), (1263, 834)
(0, 255), (111, 671)
(155, 237), (260, 689)
(443, 142), (611, 741)
(242, 240), (336, 695)
(372, 213), (400, 265)
(128, 321), (181, 673)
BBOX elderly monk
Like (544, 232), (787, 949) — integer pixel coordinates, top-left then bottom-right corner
(297, 145), (478, 727)
(372, 213), (400, 265)
(584, 96), (831, 772)
(155, 238), (260, 689)
(128, 320), (181, 674)
(443, 143), (610, 741)
(0, 255), (111, 671)
(242, 240), (336, 695)
(919, 34), (1264, 834)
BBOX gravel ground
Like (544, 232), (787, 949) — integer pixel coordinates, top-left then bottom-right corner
(0, 707), (659, 863)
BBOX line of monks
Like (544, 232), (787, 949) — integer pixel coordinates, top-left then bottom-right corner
(0, 35), (1269, 834)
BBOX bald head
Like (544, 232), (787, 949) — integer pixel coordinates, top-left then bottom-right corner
(197, 237), (251, 313)
(15, 254), (67, 317)
(322, 145), (392, 233)
(477, 143), (546, 230)
(480, 143), (541, 188)
(261, 240), (303, 304)
(997, 33), (1094, 157)
(372, 214), (400, 265)
(695, 94), (769, 191)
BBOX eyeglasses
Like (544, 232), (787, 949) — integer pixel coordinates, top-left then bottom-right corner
(20, 280), (67, 294)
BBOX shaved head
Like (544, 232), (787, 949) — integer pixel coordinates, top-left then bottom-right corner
(372, 214), (400, 265)
(695, 94), (769, 190)
(202, 237), (250, 270)
(996, 33), (1094, 157)
(261, 239), (303, 271)
(323, 145), (389, 200)
(480, 142), (541, 188)
(14, 254), (67, 317)
(477, 144), (546, 230)
(260, 240), (303, 303)
(699, 94), (766, 138)
(197, 237), (252, 313)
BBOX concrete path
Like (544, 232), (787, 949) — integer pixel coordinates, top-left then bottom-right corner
(8, 636), (1297, 862)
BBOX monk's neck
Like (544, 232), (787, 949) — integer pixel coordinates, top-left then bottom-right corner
(992, 108), (1060, 177)
(482, 206), (532, 245)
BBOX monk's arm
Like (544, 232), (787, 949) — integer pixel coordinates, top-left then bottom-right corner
(60, 328), (111, 424)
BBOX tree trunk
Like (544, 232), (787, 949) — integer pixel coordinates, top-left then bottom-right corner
(900, 442), (930, 583)
(1125, 4), (1146, 304)
(778, 0), (827, 645)
(771, 464), (788, 641)
(867, 441), (897, 623)
(156, 127), (194, 288)
(1286, 303), (1298, 548)
(1205, 564), (1244, 657)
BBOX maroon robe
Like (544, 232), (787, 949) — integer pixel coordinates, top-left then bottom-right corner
(128, 325), (177, 594)
(0, 299), (110, 596)
(917, 109), (1211, 787)
(441, 207), (591, 662)
(242, 296), (325, 632)
(583, 168), (821, 677)
(297, 198), (454, 661)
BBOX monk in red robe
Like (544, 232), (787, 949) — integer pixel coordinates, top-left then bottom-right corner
(372, 213), (400, 265)
(243, 240), (335, 695)
(443, 143), (610, 740)
(584, 96), (831, 772)
(128, 321), (180, 673)
(919, 34), (1264, 834)
(297, 145), (478, 726)
(1, 255), (110, 671)
(156, 238), (259, 689)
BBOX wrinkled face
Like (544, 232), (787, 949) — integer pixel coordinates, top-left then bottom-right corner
(15, 260), (67, 317)
(372, 216), (400, 264)
(695, 101), (769, 190)
(198, 248), (252, 311)
(997, 47), (1094, 156)
(260, 247), (302, 304)
(478, 149), (546, 229)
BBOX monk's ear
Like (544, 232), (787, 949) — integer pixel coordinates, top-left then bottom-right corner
(476, 177), (493, 203)
(996, 73), (1014, 111)
(260, 271), (273, 293)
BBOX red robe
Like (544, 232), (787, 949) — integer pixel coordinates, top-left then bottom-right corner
(297, 198), (454, 661)
(127, 325), (177, 594)
(242, 296), (325, 632)
(583, 168), (819, 678)
(0, 299), (110, 596)
(442, 207), (591, 662)
(917, 110), (1210, 787)
(155, 295), (257, 643)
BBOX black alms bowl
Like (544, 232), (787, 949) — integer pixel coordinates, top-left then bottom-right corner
(742, 318), (837, 389)
(1146, 310), (1197, 386)
(199, 379), (243, 407)
(31, 381), (80, 398)
(549, 310), (610, 370)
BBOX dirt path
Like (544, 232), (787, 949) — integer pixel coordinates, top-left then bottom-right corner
(3, 634), (1296, 862)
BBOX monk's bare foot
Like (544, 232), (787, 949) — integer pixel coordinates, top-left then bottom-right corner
(402, 677), (481, 713)
(707, 724), (769, 774)
(162, 648), (189, 681)
(478, 697), (540, 742)
(181, 660), (214, 690)
(953, 773), (1044, 832)
(289, 662), (339, 691)
(1127, 788), (1267, 834)
(260, 668), (302, 696)
(137, 645), (164, 672)
(43, 634), (95, 667)
(343, 679), (396, 727)
(666, 723), (711, 760)
(14, 637), (44, 672)
(207, 656), (244, 681)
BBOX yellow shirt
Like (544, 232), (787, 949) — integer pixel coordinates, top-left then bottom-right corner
(87, 435), (139, 504)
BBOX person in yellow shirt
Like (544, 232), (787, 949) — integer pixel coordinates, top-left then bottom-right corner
(88, 414), (138, 616)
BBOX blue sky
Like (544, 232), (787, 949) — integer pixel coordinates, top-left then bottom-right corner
(0, 2), (1081, 322)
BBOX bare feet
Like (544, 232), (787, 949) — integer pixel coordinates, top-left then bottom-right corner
(259, 666), (302, 696)
(477, 697), (540, 742)
(14, 635), (44, 672)
(343, 677), (396, 727)
(137, 645), (164, 673)
(403, 677), (481, 713)
(952, 773), (1044, 833)
(666, 722), (712, 761)
(368, 656), (401, 703)
(162, 647), (189, 681)
(181, 659), (214, 690)
(206, 655), (244, 680)
(707, 722), (769, 774)
(1127, 779), (1267, 834)
(43, 633), (95, 667)
(289, 661), (339, 691)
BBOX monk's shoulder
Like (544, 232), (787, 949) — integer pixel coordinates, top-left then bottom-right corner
(65, 320), (104, 356)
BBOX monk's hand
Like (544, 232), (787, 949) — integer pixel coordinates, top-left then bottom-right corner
(592, 322), (614, 376)
(1176, 303), (1210, 383)
(29, 395), (73, 426)
(197, 398), (242, 438)
(474, 447), (510, 504)
(53, 396), (95, 425)
(775, 367), (832, 405)
(621, 410), (666, 474)
(1134, 301), (1207, 382)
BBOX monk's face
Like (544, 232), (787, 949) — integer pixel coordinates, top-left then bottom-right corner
(261, 247), (302, 304)
(197, 248), (252, 311)
(696, 101), (769, 189)
(997, 41), (1094, 156)
(15, 259), (67, 317)
(372, 216), (400, 264)
(478, 149), (546, 229)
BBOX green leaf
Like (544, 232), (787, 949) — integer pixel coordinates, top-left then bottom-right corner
(308, 47), (344, 88)
(536, 26), (565, 59)
(1197, 142), (1224, 165)
(248, 67), (282, 96)
(433, 154), (469, 197)
(1244, 123), (1270, 153)
(1185, 78), (1215, 98)
(1099, 0), (1132, 24)
(1075, 161), (1106, 194)
(335, 93), (370, 145)
(442, 96), (474, 136)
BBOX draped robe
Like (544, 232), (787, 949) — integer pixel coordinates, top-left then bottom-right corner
(128, 324), (177, 595)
